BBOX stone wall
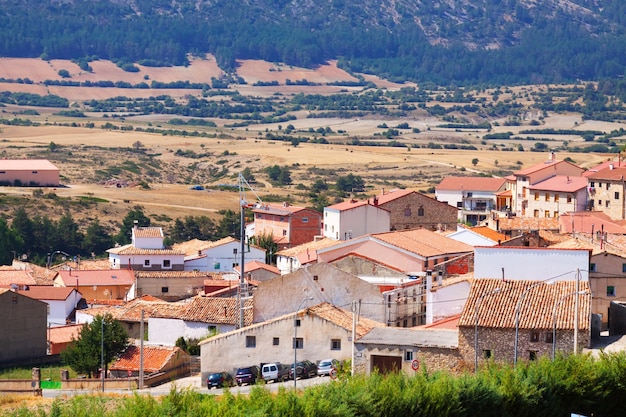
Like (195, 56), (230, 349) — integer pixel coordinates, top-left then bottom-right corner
(354, 344), (465, 375)
(380, 193), (457, 232)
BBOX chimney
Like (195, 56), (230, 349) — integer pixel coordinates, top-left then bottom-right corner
(133, 220), (139, 229)
(610, 164), (614, 170)
(373, 196), (379, 206)
(551, 152), (555, 162)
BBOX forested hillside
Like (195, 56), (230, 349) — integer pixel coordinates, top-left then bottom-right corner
(1, 0), (626, 85)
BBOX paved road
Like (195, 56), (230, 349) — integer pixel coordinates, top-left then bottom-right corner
(42, 373), (333, 398)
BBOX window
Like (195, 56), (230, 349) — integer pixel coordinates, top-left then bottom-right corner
(530, 332), (540, 343)
(331, 339), (341, 350)
(282, 229), (287, 236)
(256, 214), (263, 219)
(598, 200), (602, 206)
(233, 248), (237, 254)
(545, 193), (550, 202)
(0, 171), (5, 174)
(554, 194), (559, 202)
(404, 351), (413, 361)
(293, 337), (303, 349)
(534, 192), (539, 201)
(616, 192), (621, 200)
(589, 263), (596, 272)
(606, 200), (610, 208)
(404, 207), (412, 217)
(456, 202), (462, 208)
(313, 275), (318, 281)
(607, 286), (616, 297)
(606, 183), (610, 190)
(567, 195), (572, 203)
(545, 211), (550, 218)
(163, 260), (171, 268)
(232, 263), (238, 268)
(523, 187), (527, 197)
(483, 349), (492, 359)
(324, 224), (328, 231)
(273, 337), (280, 346)
(208, 325), (216, 334)
(533, 209), (539, 217)
(467, 192), (473, 197)
(417, 206), (424, 216)
(144, 259), (150, 267)
(554, 211), (558, 218)
(31, 171), (38, 174)
(590, 182), (595, 187)
(161, 287), (169, 293)
(544, 332), (553, 343)
(529, 351), (538, 361)
(295, 319), (301, 327)
(622, 263), (626, 273)
(246, 336), (256, 348)
(302, 217), (308, 223)
(214, 262), (221, 270)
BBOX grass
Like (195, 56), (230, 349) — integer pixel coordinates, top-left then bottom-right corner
(0, 365), (78, 382)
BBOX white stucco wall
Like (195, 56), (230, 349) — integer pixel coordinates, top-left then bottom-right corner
(148, 317), (236, 346)
(447, 229), (496, 247)
(474, 247), (589, 282)
(427, 280), (471, 324)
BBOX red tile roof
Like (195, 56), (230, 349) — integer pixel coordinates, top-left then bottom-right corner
(172, 237), (241, 256)
(0, 159), (58, 170)
(469, 226), (508, 243)
(48, 324), (83, 344)
(107, 244), (184, 256)
(10, 261), (58, 285)
(80, 298), (183, 322)
(514, 159), (581, 176)
(235, 261), (280, 275)
(373, 188), (415, 204)
(586, 166), (626, 181)
(111, 345), (187, 373)
(496, 216), (560, 231)
(251, 202), (310, 216)
(436, 176), (507, 192)
(0, 270), (38, 287)
(276, 237), (340, 258)
(132, 227), (163, 239)
(372, 229), (474, 257)
(582, 159), (622, 177)
(419, 314), (460, 330)
(57, 269), (135, 286)
(174, 296), (253, 326)
(528, 175), (588, 192)
(558, 211), (626, 235)
(17, 286), (78, 301)
(326, 199), (370, 211)
(459, 278), (591, 330)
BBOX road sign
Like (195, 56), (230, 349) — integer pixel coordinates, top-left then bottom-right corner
(411, 359), (420, 371)
(329, 368), (338, 380)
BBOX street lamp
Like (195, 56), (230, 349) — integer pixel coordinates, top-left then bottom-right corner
(101, 317), (105, 392)
(294, 296), (314, 389)
(514, 281), (553, 366)
(474, 287), (501, 372)
(552, 291), (590, 360)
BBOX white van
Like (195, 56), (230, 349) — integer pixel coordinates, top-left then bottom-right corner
(261, 363), (289, 383)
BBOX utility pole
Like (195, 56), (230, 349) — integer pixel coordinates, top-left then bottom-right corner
(139, 309), (144, 389)
(574, 269), (580, 354)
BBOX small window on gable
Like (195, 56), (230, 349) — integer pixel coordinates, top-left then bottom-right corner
(417, 206), (424, 216)
(331, 339), (341, 350)
(273, 337), (279, 346)
(404, 350), (413, 361)
(233, 248), (238, 255)
(302, 217), (308, 223)
(161, 287), (169, 293)
(144, 259), (150, 267)
(456, 202), (462, 208)
(246, 336), (256, 348)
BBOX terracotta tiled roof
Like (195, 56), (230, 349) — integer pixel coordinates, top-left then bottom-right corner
(57, 269), (135, 286)
(373, 188), (415, 204)
(80, 298), (184, 322)
(17, 286), (78, 301)
(372, 229), (474, 257)
(436, 176), (507, 192)
(496, 216), (560, 231)
(251, 202), (309, 216)
(174, 296), (253, 326)
(53, 259), (112, 271)
(582, 159), (622, 177)
(0, 159), (58, 170)
(134, 270), (215, 279)
(514, 159), (582, 176)
(459, 278), (591, 330)
(308, 302), (383, 338)
(0, 270), (38, 287)
(419, 314), (460, 330)
(235, 261), (280, 275)
(276, 237), (340, 257)
(10, 261), (57, 285)
(111, 345), (187, 373)
(549, 235), (626, 257)
(529, 175), (588, 192)
(558, 211), (626, 235)
(132, 227), (163, 239)
(326, 199), (370, 211)
(109, 245), (184, 256)
(586, 166), (626, 181)
(172, 237), (239, 255)
(49, 324), (83, 344)
(469, 226), (508, 243)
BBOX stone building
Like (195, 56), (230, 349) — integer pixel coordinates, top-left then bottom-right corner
(0, 289), (47, 365)
(458, 279), (591, 370)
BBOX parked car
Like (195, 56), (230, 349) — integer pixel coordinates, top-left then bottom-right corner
(289, 359), (318, 380)
(235, 365), (260, 386)
(206, 372), (234, 389)
(317, 359), (340, 376)
(190, 185), (205, 190)
(261, 362), (289, 383)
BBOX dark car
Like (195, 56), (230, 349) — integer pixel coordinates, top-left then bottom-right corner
(235, 365), (260, 386)
(206, 372), (234, 389)
(289, 359), (318, 380)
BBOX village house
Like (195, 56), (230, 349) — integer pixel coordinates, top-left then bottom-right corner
(0, 269), (38, 289)
(275, 237), (339, 275)
(370, 188), (458, 231)
(0, 159), (60, 187)
(458, 278), (591, 369)
(558, 211), (626, 236)
(47, 324), (82, 355)
(323, 199), (390, 240)
(17, 286), (83, 327)
(172, 237), (266, 272)
(446, 225), (509, 247)
(0, 289), (48, 365)
(199, 302), (382, 384)
(110, 345), (190, 379)
(526, 175), (588, 218)
(55, 269), (136, 303)
(134, 270), (213, 301)
(435, 176), (508, 225)
(107, 226), (185, 271)
(250, 202), (322, 249)
(510, 155), (585, 216)
(234, 261), (280, 282)
(586, 165), (626, 220)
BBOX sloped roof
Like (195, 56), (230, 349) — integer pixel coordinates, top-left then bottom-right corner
(235, 261), (280, 275)
(586, 166), (626, 181)
(0, 269), (38, 286)
(172, 237), (246, 256)
(134, 270), (217, 279)
(373, 188), (415, 204)
(326, 199), (371, 211)
(0, 159), (58, 170)
(48, 324), (83, 345)
(514, 159), (582, 176)
(132, 227), (163, 239)
(470, 226), (508, 243)
(357, 326), (458, 349)
(10, 261), (58, 285)
(528, 175), (588, 192)
(251, 202), (312, 216)
(177, 296), (253, 326)
(57, 269), (135, 286)
(496, 216), (560, 231)
(111, 345), (187, 373)
(549, 235), (626, 258)
(276, 237), (340, 258)
(107, 244), (184, 256)
(582, 159), (622, 177)
(558, 211), (626, 235)
(459, 278), (591, 330)
(17, 286), (78, 301)
(436, 176), (507, 192)
(372, 229), (473, 257)
(80, 298), (184, 323)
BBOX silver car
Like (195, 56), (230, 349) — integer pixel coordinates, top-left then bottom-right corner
(317, 359), (339, 376)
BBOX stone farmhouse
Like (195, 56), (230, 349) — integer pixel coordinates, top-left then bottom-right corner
(0, 159), (60, 187)
(458, 278), (591, 369)
(586, 165), (626, 220)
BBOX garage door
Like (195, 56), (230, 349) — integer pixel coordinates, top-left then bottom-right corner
(371, 355), (402, 374)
